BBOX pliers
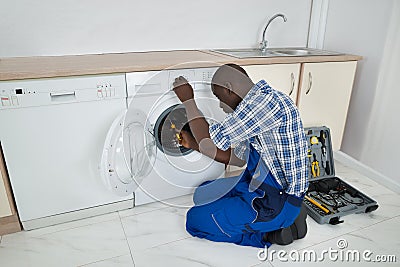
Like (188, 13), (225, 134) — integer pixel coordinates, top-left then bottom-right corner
(312, 153), (320, 177)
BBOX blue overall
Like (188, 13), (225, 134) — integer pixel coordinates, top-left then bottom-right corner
(186, 143), (304, 248)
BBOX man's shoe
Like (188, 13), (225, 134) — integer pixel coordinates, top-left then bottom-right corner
(263, 204), (308, 245)
(265, 226), (294, 245)
(291, 204), (308, 240)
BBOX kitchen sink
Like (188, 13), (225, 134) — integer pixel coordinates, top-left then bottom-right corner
(210, 48), (281, 58)
(211, 47), (343, 58)
(273, 48), (342, 56)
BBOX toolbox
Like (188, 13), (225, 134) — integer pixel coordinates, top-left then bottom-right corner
(303, 126), (379, 225)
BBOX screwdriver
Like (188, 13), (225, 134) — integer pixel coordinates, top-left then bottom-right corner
(319, 130), (327, 157)
(170, 123), (182, 141)
(305, 195), (330, 214)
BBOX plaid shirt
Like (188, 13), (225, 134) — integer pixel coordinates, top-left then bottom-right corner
(209, 80), (309, 197)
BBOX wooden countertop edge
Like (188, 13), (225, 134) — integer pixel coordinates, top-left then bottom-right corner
(200, 50), (363, 64)
(0, 50), (363, 81)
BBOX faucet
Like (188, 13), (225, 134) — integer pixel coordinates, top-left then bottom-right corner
(260, 13), (287, 53)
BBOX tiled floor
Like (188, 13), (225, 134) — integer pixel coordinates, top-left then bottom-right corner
(1, 161), (399, 266)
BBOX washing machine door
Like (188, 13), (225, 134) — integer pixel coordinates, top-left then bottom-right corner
(100, 109), (156, 196)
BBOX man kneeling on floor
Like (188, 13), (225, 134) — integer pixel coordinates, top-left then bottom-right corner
(172, 63), (309, 248)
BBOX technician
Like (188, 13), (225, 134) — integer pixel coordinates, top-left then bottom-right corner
(172, 63), (309, 248)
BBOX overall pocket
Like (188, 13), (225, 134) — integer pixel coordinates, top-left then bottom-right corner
(251, 186), (287, 223)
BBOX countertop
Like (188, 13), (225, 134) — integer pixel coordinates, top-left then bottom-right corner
(0, 50), (362, 81)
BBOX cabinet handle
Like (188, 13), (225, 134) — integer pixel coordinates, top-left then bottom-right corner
(289, 72), (295, 96)
(305, 72), (313, 95)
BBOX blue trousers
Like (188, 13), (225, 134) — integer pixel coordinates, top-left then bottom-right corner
(186, 144), (303, 248)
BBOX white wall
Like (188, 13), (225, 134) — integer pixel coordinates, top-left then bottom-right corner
(0, 0), (311, 57)
(323, 0), (400, 188)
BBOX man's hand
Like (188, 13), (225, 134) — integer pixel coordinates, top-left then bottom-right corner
(177, 130), (199, 151)
(173, 76), (194, 103)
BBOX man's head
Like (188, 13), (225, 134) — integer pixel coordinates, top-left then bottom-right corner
(211, 64), (254, 113)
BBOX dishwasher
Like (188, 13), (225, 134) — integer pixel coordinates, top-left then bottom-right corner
(0, 74), (133, 230)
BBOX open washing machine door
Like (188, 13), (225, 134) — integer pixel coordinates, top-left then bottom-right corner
(100, 108), (157, 196)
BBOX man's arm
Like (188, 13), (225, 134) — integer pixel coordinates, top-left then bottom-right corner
(183, 100), (245, 167)
(173, 77), (245, 167)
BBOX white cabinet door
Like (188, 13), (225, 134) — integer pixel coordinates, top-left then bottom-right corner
(298, 61), (357, 150)
(243, 64), (301, 103)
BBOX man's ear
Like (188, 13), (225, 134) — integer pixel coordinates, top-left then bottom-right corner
(224, 82), (233, 94)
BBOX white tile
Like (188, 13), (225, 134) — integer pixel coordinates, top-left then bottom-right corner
(0, 219), (130, 267)
(132, 237), (264, 267)
(250, 262), (274, 267)
(331, 183), (400, 231)
(358, 184), (400, 219)
(121, 206), (192, 252)
(2, 212), (120, 242)
(344, 216), (400, 256)
(160, 194), (195, 207)
(271, 216), (400, 266)
(268, 215), (361, 252)
(118, 194), (194, 218)
(81, 254), (134, 267)
(118, 203), (166, 218)
(1, 161), (397, 267)
(334, 161), (380, 191)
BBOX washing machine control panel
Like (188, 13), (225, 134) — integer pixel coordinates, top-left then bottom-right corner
(126, 67), (218, 97)
(168, 69), (195, 90)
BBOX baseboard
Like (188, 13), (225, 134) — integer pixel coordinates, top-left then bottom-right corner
(22, 199), (134, 230)
(334, 151), (400, 194)
(0, 214), (22, 236)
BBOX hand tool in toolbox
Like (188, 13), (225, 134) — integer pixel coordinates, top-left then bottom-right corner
(303, 126), (379, 225)
(311, 153), (320, 178)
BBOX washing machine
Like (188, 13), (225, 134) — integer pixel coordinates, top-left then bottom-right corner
(101, 67), (226, 204)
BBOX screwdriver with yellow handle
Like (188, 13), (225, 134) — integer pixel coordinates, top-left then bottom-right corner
(170, 123), (183, 141)
(305, 195), (330, 214)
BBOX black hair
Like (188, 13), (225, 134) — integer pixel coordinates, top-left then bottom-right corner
(223, 63), (249, 77)
(211, 63), (249, 91)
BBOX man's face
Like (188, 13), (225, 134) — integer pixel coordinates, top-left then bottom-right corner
(211, 84), (238, 113)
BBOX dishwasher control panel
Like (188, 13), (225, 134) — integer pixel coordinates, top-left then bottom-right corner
(0, 74), (127, 109)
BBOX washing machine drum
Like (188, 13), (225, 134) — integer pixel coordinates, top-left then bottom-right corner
(154, 104), (193, 156)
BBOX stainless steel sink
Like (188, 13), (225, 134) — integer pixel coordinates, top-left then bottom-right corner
(272, 48), (342, 56)
(211, 47), (343, 58)
(211, 48), (281, 58)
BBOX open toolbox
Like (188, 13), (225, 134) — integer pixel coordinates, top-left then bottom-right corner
(303, 126), (379, 225)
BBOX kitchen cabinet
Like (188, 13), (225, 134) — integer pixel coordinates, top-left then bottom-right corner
(0, 146), (21, 235)
(243, 61), (357, 151)
(243, 64), (301, 103)
(297, 61), (357, 150)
